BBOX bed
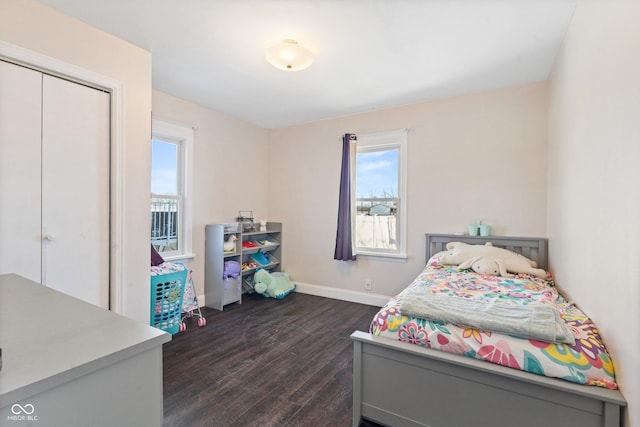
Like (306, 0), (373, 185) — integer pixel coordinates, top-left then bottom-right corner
(351, 233), (626, 427)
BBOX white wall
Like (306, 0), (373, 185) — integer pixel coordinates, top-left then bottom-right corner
(548, 0), (640, 425)
(152, 90), (269, 299)
(268, 82), (549, 299)
(0, 0), (152, 322)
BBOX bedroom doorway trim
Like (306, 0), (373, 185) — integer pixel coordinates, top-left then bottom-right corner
(0, 40), (126, 314)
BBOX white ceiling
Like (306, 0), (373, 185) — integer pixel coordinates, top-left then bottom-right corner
(37, 0), (576, 129)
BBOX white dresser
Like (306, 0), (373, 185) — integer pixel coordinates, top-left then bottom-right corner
(0, 274), (170, 426)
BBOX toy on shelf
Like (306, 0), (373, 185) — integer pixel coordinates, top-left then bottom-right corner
(236, 210), (255, 232)
(223, 234), (238, 253)
(223, 260), (241, 280)
(242, 261), (259, 271)
(242, 240), (258, 249)
(251, 251), (270, 266)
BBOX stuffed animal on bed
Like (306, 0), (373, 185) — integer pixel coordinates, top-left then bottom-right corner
(441, 242), (496, 265)
(441, 242), (547, 279)
(253, 269), (296, 299)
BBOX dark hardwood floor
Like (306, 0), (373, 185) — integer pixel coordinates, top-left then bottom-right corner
(163, 291), (383, 427)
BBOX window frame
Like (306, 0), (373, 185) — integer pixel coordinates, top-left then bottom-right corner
(151, 118), (194, 261)
(354, 129), (408, 260)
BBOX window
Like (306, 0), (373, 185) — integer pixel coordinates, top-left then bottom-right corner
(151, 118), (193, 260)
(354, 129), (407, 259)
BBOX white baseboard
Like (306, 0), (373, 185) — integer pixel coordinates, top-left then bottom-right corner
(196, 286), (389, 308)
(294, 282), (390, 307)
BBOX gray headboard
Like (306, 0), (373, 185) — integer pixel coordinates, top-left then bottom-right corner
(425, 233), (548, 270)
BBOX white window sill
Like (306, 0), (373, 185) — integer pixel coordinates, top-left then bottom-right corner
(356, 251), (407, 263)
(162, 253), (196, 263)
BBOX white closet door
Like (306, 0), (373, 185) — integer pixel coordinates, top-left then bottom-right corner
(42, 75), (110, 309)
(0, 60), (42, 283)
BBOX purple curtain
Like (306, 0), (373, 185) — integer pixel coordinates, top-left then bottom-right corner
(334, 133), (357, 261)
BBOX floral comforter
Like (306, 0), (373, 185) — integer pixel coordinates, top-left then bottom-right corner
(370, 255), (618, 389)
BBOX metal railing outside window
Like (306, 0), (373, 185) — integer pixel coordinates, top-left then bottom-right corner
(151, 196), (180, 253)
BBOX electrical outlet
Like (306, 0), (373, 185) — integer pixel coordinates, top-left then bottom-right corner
(365, 279), (372, 291)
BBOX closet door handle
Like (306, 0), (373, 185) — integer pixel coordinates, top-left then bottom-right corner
(43, 234), (55, 242)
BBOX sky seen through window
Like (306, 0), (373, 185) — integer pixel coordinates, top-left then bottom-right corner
(356, 149), (398, 198)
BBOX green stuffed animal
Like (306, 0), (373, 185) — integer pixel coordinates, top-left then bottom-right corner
(253, 269), (296, 299)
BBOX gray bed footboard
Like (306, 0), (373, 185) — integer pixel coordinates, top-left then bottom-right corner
(352, 331), (626, 427)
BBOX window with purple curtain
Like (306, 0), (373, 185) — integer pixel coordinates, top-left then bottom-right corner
(334, 133), (357, 261)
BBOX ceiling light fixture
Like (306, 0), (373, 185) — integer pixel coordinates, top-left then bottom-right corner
(265, 39), (314, 72)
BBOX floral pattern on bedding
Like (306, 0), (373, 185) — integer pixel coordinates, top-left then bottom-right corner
(370, 256), (618, 389)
